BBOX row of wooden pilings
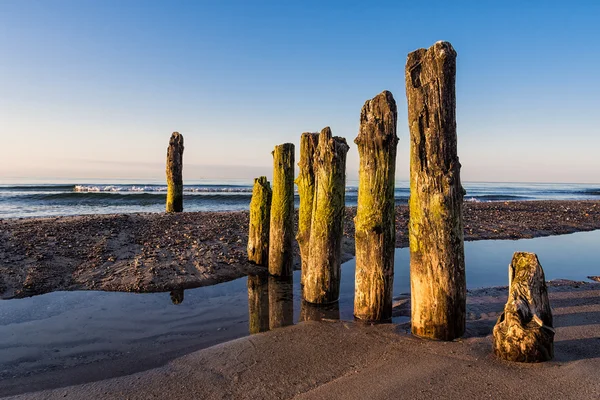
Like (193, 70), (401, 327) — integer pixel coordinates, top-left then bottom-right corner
(165, 40), (555, 360)
(246, 41), (465, 341)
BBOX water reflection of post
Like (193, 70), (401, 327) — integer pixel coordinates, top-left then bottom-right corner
(170, 288), (184, 305)
(268, 276), (294, 330)
(247, 274), (270, 334)
(300, 300), (340, 322)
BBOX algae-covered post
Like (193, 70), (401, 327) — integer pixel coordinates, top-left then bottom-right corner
(303, 127), (349, 304)
(354, 91), (398, 322)
(268, 143), (295, 277)
(295, 132), (319, 287)
(247, 274), (270, 334)
(247, 176), (272, 266)
(405, 41), (466, 340)
(493, 252), (554, 362)
(166, 132), (184, 213)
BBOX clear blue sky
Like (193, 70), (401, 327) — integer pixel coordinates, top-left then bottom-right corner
(1, 0), (599, 183)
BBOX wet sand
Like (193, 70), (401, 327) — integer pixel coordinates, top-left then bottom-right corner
(4, 280), (599, 399)
(2, 200), (600, 299)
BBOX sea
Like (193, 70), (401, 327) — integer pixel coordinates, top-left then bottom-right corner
(1, 180), (600, 219)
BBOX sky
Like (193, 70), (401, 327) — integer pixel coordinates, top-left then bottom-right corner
(1, 0), (599, 184)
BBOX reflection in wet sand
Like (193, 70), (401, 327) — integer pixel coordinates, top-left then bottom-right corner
(247, 274), (270, 334)
(300, 300), (340, 322)
(170, 288), (184, 305)
(247, 274), (295, 334)
(268, 276), (294, 329)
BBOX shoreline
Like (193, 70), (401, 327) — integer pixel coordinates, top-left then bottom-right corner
(2, 200), (600, 299)
(3, 279), (599, 399)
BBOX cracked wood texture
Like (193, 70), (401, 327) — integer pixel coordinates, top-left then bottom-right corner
(406, 41), (466, 340)
(354, 91), (398, 322)
(166, 132), (184, 213)
(295, 132), (319, 287)
(268, 143), (295, 277)
(493, 252), (554, 362)
(247, 176), (272, 266)
(303, 127), (349, 304)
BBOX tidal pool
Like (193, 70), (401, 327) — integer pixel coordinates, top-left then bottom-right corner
(1, 230), (599, 394)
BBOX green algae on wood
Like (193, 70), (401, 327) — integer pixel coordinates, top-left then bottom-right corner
(353, 91), (398, 322)
(166, 132), (184, 213)
(247, 176), (272, 266)
(268, 143), (295, 277)
(493, 252), (554, 362)
(303, 127), (349, 304)
(295, 132), (319, 286)
(247, 273), (270, 334)
(405, 41), (466, 340)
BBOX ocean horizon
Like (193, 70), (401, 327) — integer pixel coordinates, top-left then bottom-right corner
(2, 180), (600, 219)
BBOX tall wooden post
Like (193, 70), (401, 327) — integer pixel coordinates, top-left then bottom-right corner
(406, 41), (466, 340)
(247, 176), (272, 265)
(354, 91), (398, 322)
(268, 143), (295, 277)
(166, 132), (184, 213)
(303, 127), (349, 304)
(247, 274), (270, 334)
(295, 132), (319, 287)
(268, 276), (294, 329)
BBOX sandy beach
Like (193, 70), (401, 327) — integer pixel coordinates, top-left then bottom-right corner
(2, 200), (599, 399)
(2, 200), (600, 299)
(3, 280), (598, 399)
(3, 1), (600, 398)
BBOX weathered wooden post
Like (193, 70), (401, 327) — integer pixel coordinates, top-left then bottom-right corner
(405, 41), (466, 340)
(247, 176), (272, 265)
(493, 252), (554, 362)
(304, 127), (349, 304)
(268, 276), (294, 329)
(247, 273), (270, 334)
(166, 132), (184, 213)
(295, 132), (319, 287)
(354, 91), (398, 322)
(268, 143), (295, 277)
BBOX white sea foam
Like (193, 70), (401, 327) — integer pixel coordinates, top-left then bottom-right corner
(74, 185), (124, 192)
(73, 185), (253, 193)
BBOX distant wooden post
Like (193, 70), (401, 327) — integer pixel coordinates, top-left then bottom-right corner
(354, 91), (398, 322)
(166, 132), (184, 213)
(303, 127), (349, 304)
(268, 143), (295, 277)
(268, 276), (294, 329)
(493, 252), (554, 362)
(406, 41), (466, 340)
(247, 274), (270, 334)
(247, 177), (272, 265)
(295, 132), (319, 287)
